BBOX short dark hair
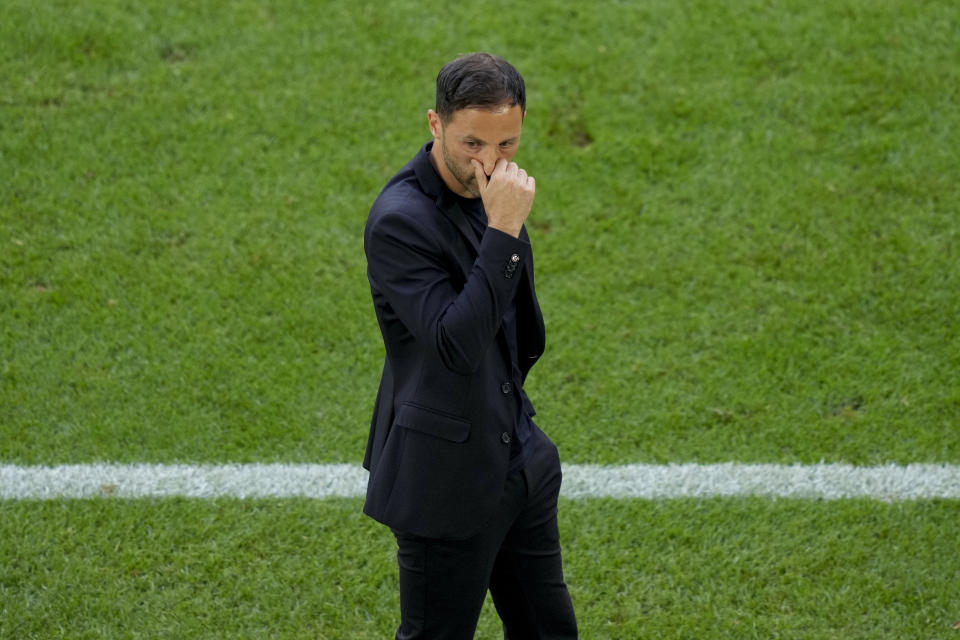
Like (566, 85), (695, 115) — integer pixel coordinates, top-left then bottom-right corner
(435, 53), (526, 123)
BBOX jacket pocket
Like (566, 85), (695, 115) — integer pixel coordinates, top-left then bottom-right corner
(395, 402), (471, 443)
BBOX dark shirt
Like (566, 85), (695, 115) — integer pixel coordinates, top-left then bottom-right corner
(454, 194), (535, 473)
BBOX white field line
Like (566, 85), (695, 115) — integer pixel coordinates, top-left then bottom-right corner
(2, 463), (960, 501)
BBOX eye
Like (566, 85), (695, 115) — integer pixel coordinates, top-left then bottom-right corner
(500, 141), (515, 149)
(465, 140), (481, 149)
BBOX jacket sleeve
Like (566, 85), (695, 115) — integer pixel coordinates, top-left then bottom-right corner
(365, 210), (529, 375)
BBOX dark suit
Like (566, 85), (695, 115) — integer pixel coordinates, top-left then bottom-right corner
(363, 142), (546, 540)
(363, 142), (577, 639)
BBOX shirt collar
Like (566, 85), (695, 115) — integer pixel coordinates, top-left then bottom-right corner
(413, 141), (445, 199)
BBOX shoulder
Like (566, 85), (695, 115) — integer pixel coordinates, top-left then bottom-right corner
(368, 143), (455, 232)
(365, 171), (441, 255)
(369, 159), (435, 221)
(370, 183), (430, 223)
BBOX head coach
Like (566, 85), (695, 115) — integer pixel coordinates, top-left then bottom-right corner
(362, 52), (578, 639)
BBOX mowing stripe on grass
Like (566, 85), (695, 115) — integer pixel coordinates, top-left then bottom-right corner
(2, 463), (959, 500)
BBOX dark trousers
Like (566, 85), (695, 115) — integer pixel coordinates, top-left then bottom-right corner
(392, 429), (577, 639)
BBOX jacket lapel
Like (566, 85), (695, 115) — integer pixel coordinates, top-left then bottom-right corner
(412, 141), (481, 270)
(438, 198), (481, 255)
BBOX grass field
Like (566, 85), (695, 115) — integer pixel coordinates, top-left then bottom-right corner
(2, 0), (959, 637)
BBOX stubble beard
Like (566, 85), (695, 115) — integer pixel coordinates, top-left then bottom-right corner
(440, 136), (481, 198)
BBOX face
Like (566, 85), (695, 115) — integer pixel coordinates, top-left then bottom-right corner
(428, 104), (524, 198)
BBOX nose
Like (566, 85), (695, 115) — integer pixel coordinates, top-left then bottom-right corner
(477, 146), (501, 176)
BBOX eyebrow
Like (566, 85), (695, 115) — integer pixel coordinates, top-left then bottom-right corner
(463, 135), (519, 145)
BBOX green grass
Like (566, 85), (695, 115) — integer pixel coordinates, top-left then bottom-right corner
(2, 498), (958, 638)
(2, 0), (959, 636)
(3, 0), (958, 465)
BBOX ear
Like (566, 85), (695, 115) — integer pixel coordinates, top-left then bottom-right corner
(427, 109), (442, 139)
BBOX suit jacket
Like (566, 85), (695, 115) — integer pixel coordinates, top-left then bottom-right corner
(362, 142), (546, 539)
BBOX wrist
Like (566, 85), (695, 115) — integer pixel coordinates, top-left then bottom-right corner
(487, 220), (522, 238)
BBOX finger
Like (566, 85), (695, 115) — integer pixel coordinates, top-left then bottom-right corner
(491, 158), (508, 177)
(471, 160), (488, 192)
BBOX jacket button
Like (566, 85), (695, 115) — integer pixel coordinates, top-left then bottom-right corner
(500, 382), (513, 394)
(501, 432), (512, 444)
(504, 255), (520, 279)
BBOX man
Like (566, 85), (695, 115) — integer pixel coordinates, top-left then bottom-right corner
(363, 52), (578, 639)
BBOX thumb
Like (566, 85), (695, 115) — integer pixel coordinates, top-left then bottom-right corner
(471, 160), (488, 194)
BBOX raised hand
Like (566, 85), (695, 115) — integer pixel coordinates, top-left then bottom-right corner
(472, 158), (535, 239)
